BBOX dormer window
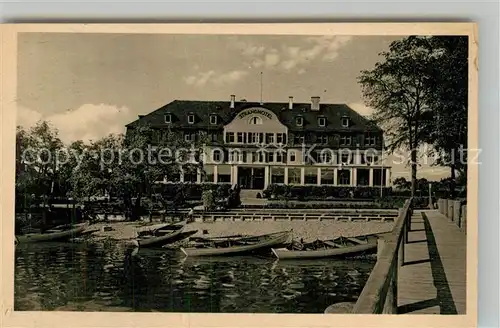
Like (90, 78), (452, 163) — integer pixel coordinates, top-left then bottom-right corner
(188, 114), (195, 124)
(296, 116), (303, 126)
(341, 116), (350, 128)
(210, 114), (217, 125)
(164, 114), (172, 123)
(318, 116), (326, 127)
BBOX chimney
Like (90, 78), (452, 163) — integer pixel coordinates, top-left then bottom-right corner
(288, 96), (294, 109)
(230, 94), (235, 109)
(311, 96), (320, 111)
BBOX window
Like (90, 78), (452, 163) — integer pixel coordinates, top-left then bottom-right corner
(294, 134), (305, 144)
(365, 134), (376, 146)
(276, 152), (284, 163)
(305, 168), (317, 185)
(184, 133), (192, 142)
(341, 154), (351, 165)
(225, 132), (235, 143)
(229, 150), (240, 162)
(318, 117), (326, 127)
(289, 151), (296, 162)
(210, 115), (217, 125)
(267, 152), (274, 163)
(237, 132), (244, 143)
(340, 135), (351, 146)
(338, 170), (351, 185)
(266, 133), (274, 144)
(209, 133), (218, 142)
(276, 133), (285, 144)
(213, 150), (222, 162)
(271, 167), (285, 184)
(366, 155), (378, 165)
(341, 116), (350, 128)
(164, 114), (172, 123)
(317, 134), (328, 144)
(296, 116), (303, 126)
(250, 133), (259, 144)
(253, 152), (264, 163)
(321, 151), (333, 164)
(249, 116), (263, 125)
(188, 114), (195, 124)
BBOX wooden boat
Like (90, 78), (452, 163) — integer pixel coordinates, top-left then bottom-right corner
(271, 234), (380, 260)
(15, 222), (89, 244)
(180, 230), (292, 257)
(135, 221), (189, 248)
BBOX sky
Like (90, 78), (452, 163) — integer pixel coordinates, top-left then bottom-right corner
(16, 32), (450, 180)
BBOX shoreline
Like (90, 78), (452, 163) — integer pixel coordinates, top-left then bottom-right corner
(84, 220), (394, 243)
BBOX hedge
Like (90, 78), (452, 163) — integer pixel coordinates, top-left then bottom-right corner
(152, 183), (232, 200)
(263, 184), (393, 200)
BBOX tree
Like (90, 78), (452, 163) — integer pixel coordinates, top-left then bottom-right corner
(15, 121), (65, 228)
(423, 36), (468, 197)
(393, 177), (410, 190)
(358, 36), (436, 197)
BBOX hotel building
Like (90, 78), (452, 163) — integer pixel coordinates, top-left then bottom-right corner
(126, 95), (391, 191)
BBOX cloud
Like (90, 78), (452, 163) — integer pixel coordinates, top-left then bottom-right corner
(184, 70), (216, 87)
(347, 102), (374, 117)
(265, 53), (280, 67)
(17, 104), (133, 144)
(234, 36), (352, 74)
(17, 105), (43, 128)
(184, 69), (248, 87)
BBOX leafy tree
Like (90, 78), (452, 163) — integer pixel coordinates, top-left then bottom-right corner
(393, 177), (410, 190)
(423, 36), (468, 197)
(358, 36), (436, 196)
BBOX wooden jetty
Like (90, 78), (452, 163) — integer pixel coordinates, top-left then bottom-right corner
(351, 198), (467, 315)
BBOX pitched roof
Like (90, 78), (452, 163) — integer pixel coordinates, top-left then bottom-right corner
(126, 100), (382, 133)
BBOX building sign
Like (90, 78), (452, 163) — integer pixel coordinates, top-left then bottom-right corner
(237, 108), (273, 120)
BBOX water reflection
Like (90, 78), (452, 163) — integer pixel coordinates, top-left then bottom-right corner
(15, 243), (375, 313)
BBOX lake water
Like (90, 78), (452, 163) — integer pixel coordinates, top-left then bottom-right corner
(15, 241), (375, 313)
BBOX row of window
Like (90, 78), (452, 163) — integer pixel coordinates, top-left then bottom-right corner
(211, 149), (378, 165)
(269, 168), (386, 186)
(165, 113), (219, 125)
(225, 132), (287, 144)
(169, 131), (376, 146)
(295, 116), (349, 128)
(164, 113), (352, 128)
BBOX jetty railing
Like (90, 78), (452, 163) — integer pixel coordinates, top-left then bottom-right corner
(352, 198), (413, 314)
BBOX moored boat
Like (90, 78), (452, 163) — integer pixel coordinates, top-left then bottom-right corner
(271, 234), (380, 260)
(15, 222), (90, 244)
(135, 221), (191, 248)
(180, 230), (292, 257)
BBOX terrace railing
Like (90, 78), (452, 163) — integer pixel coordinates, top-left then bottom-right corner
(352, 198), (413, 314)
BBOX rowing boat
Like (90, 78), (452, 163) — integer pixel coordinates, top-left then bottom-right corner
(271, 234), (380, 260)
(15, 222), (89, 244)
(180, 230), (292, 257)
(135, 221), (189, 248)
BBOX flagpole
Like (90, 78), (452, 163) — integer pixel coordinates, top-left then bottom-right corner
(260, 71), (263, 105)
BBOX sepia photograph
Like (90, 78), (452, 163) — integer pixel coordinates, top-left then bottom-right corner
(1, 23), (477, 328)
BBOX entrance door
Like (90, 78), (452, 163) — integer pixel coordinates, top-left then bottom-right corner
(238, 167), (252, 189)
(252, 168), (265, 190)
(237, 167), (265, 190)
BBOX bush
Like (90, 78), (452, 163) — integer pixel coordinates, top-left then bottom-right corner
(263, 184), (393, 200)
(153, 183), (231, 201)
(202, 190), (215, 211)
